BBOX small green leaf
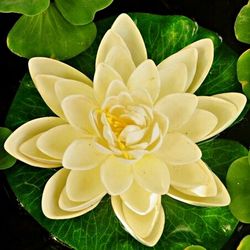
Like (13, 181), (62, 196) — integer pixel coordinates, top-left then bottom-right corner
(7, 4), (97, 60)
(237, 235), (250, 250)
(234, 1), (250, 44)
(55, 0), (113, 25)
(226, 156), (250, 223)
(237, 49), (250, 99)
(0, 0), (49, 15)
(184, 245), (207, 250)
(0, 127), (16, 170)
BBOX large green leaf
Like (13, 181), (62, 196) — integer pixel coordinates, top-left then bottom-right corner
(4, 13), (245, 250)
(5, 139), (243, 250)
(0, 0), (49, 15)
(234, 1), (250, 44)
(7, 4), (96, 60)
(55, 0), (113, 25)
(0, 127), (16, 170)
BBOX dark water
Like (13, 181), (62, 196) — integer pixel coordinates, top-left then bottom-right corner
(0, 0), (250, 249)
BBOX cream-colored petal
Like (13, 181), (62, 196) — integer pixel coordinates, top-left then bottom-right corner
(214, 92), (247, 113)
(104, 46), (136, 82)
(66, 167), (106, 202)
(105, 79), (128, 98)
(168, 173), (230, 206)
(133, 155), (170, 194)
(158, 62), (188, 99)
(4, 117), (65, 168)
(19, 134), (61, 166)
(122, 198), (161, 239)
(29, 57), (92, 86)
(119, 125), (146, 146)
(153, 111), (169, 137)
(111, 13), (147, 66)
(59, 187), (103, 212)
(100, 156), (133, 195)
(177, 109), (218, 143)
(54, 78), (94, 103)
(156, 132), (202, 165)
(185, 39), (214, 93)
(63, 138), (108, 170)
(155, 93), (198, 132)
(96, 30), (130, 66)
(33, 74), (65, 118)
(93, 63), (123, 104)
(169, 160), (217, 197)
(61, 95), (96, 134)
(127, 60), (160, 102)
(130, 89), (153, 107)
(120, 181), (159, 215)
(158, 48), (198, 91)
(197, 96), (239, 140)
(37, 124), (85, 159)
(42, 169), (97, 219)
(111, 196), (164, 247)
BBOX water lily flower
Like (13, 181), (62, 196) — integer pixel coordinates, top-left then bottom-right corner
(4, 13), (246, 246)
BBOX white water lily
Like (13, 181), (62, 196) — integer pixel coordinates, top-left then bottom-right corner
(4, 13), (246, 246)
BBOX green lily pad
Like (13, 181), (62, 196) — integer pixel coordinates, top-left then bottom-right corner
(226, 156), (250, 223)
(234, 1), (250, 44)
(184, 245), (207, 250)
(237, 235), (250, 250)
(0, 127), (16, 170)
(55, 0), (113, 25)
(4, 13), (246, 250)
(7, 3), (96, 60)
(0, 0), (49, 15)
(237, 49), (250, 99)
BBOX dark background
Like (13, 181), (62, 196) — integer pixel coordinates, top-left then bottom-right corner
(1, 0), (250, 249)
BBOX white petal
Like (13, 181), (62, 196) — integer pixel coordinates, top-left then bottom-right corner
(61, 95), (96, 134)
(197, 96), (238, 140)
(4, 117), (65, 168)
(127, 60), (160, 102)
(104, 46), (136, 82)
(158, 48), (198, 91)
(169, 160), (217, 197)
(156, 132), (202, 165)
(93, 63), (123, 104)
(214, 92), (247, 113)
(185, 39), (214, 93)
(59, 188), (103, 212)
(29, 57), (92, 85)
(105, 79), (128, 98)
(158, 62), (188, 98)
(111, 196), (164, 247)
(153, 111), (169, 137)
(96, 30), (130, 66)
(42, 169), (98, 219)
(133, 155), (170, 194)
(33, 74), (65, 118)
(111, 13), (147, 66)
(65, 167), (106, 202)
(119, 125), (146, 146)
(177, 109), (218, 142)
(168, 173), (230, 206)
(120, 181), (159, 215)
(55, 78), (94, 103)
(155, 93), (198, 132)
(100, 156), (133, 195)
(130, 89), (153, 107)
(19, 134), (61, 166)
(37, 124), (85, 159)
(63, 138), (108, 170)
